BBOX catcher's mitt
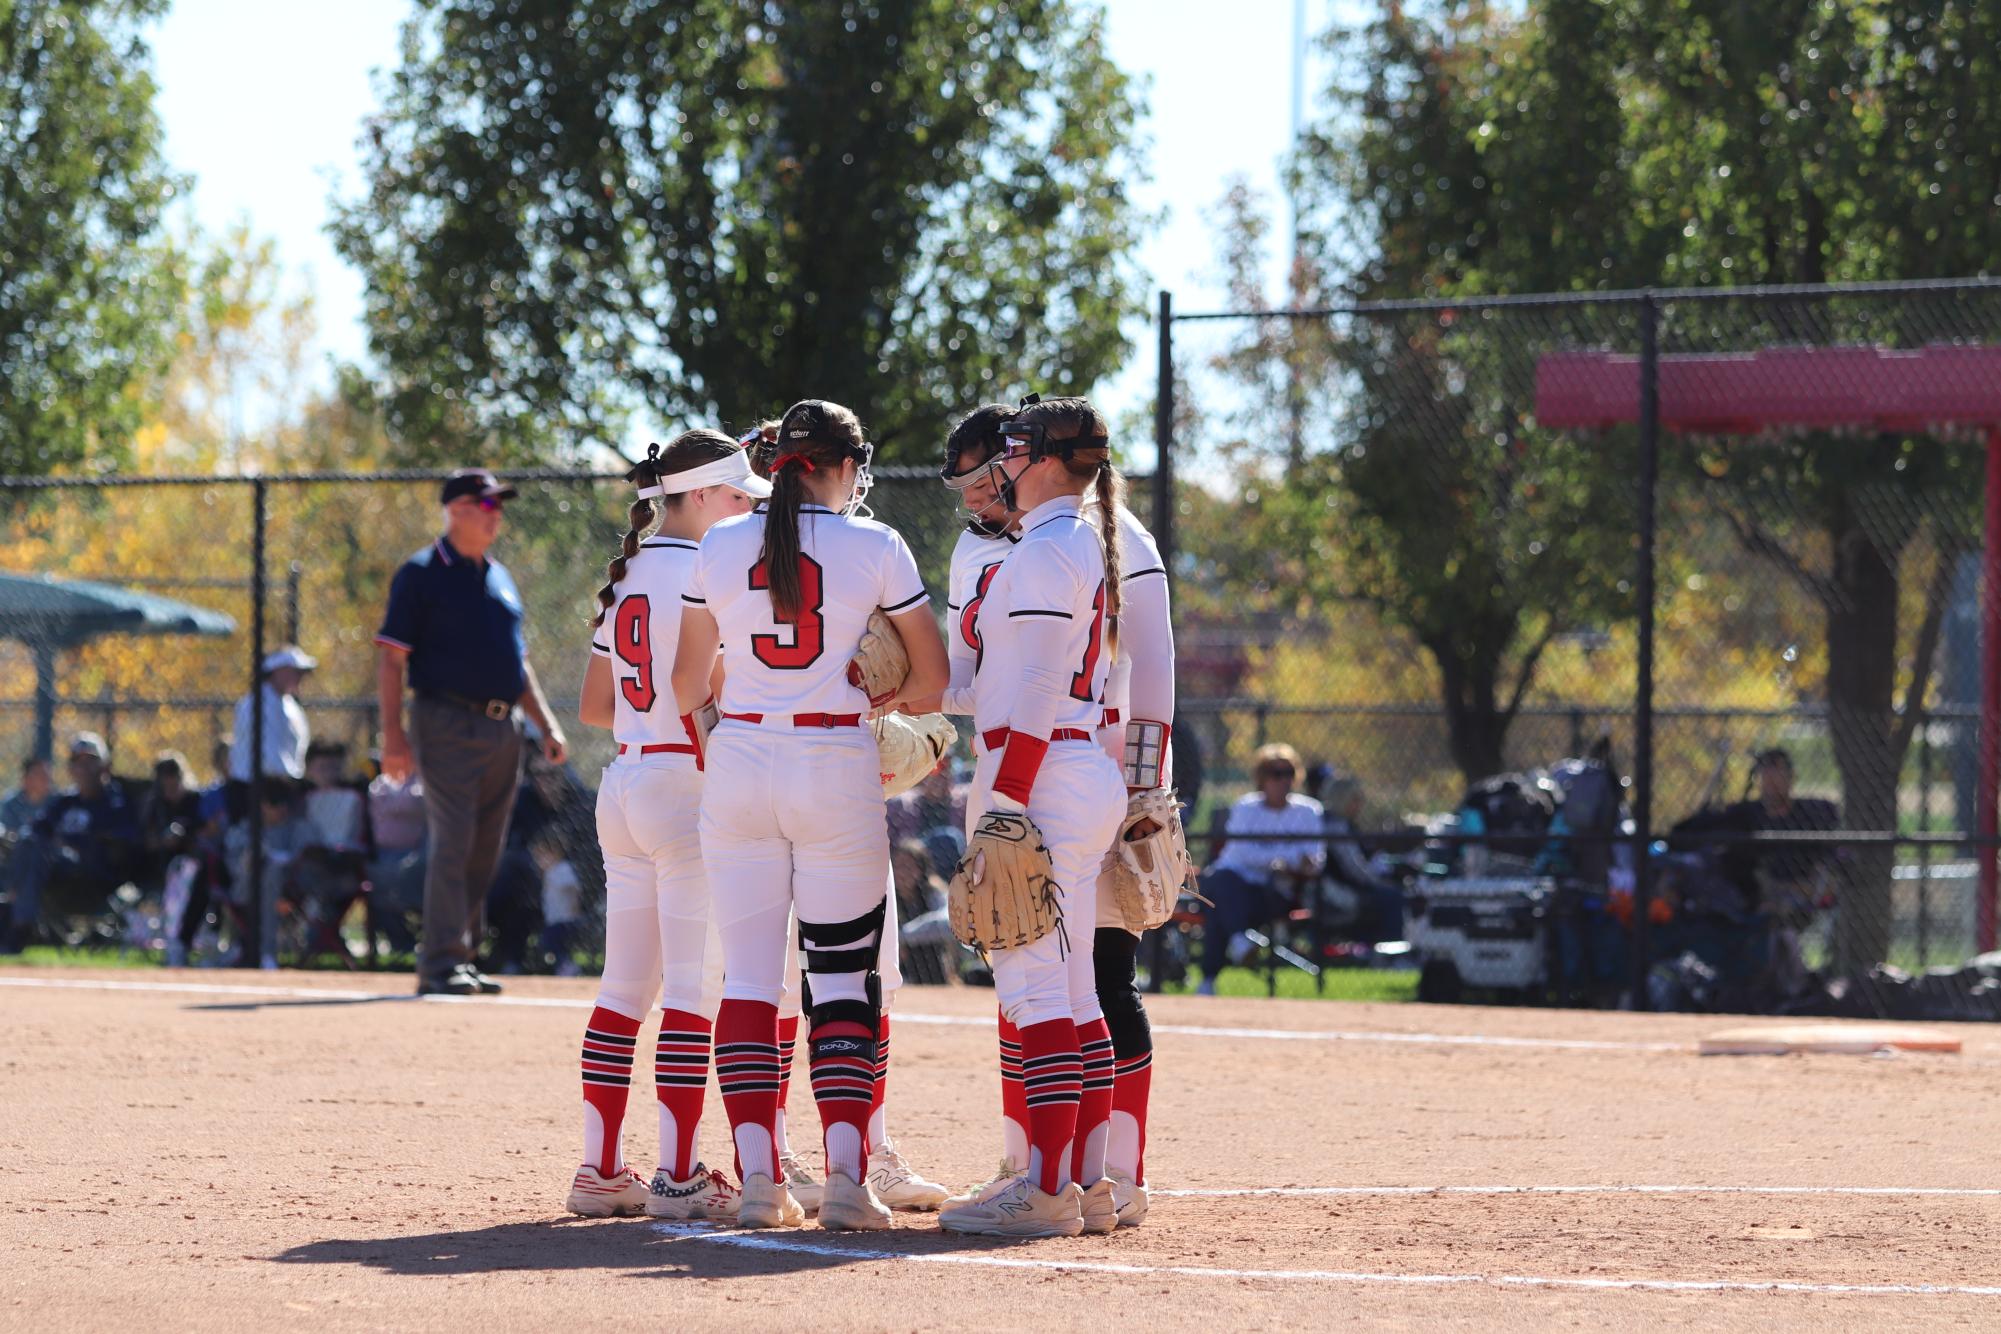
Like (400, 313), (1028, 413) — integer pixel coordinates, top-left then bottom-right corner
(1102, 788), (1201, 933)
(847, 608), (910, 708)
(949, 810), (1064, 951)
(873, 711), (957, 797)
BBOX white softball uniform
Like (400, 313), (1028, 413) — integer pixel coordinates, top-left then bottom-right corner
(964, 494), (1124, 1028)
(588, 540), (720, 1022)
(1096, 507), (1176, 932)
(686, 504), (929, 1009)
(941, 525), (1017, 717)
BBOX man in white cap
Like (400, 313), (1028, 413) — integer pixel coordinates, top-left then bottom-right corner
(229, 645), (316, 799)
(2, 732), (141, 953)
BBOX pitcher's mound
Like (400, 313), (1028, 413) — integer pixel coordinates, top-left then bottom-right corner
(1699, 1023), (1962, 1056)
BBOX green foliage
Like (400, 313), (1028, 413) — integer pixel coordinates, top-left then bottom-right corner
(0, 0), (187, 475)
(333, 0), (1151, 465)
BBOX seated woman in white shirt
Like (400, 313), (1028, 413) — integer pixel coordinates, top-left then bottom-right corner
(1196, 743), (1326, 994)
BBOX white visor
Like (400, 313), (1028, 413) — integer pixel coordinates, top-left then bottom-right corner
(636, 451), (772, 500)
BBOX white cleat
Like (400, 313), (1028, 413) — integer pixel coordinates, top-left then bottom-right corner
(565, 1164), (650, 1218)
(866, 1139), (950, 1211)
(737, 1172), (807, 1229)
(1079, 1178), (1118, 1234)
(938, 1174), (1086, 1239)
(780, 1151), (823, 1215)
(644, 1163), (742, 1221)
(817, 1169), (894, 1232)
(1108, 1167), (1149, 1228)
(942, 1159), (1025, 1212)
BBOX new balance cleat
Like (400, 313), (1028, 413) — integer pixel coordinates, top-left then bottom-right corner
(817, 1169), (893, 1232)
(565, 1164), (649, 1218)
(780, 1151), (823, 1215)
(938, 1176), (1085, 1239)
(645, 1163), (742, 1221)
(866, 1139), (950, 1211)
(1079, 1177), (1118, 1234)
(1108, 1167), (1149, 1227)
(737, 1172), (806, 1229)
(941, 1159), (1025, 1212)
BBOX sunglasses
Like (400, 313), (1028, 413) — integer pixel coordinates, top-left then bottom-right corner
(475, 496), (505, 512)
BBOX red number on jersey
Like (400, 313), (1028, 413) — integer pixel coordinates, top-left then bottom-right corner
(614, 594), (656, 712)
(961, 562), (1002, 670)
(1069, 580), (1107, 701)
(748, 554), (826, 669)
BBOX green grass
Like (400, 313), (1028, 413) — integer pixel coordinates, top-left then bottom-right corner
(7, 944), (160, 968)
(1153, 964), (1419, 1003)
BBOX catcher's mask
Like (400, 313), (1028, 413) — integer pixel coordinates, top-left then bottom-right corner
(988, 396), (1110, 506)
(941, 398), (1034, 536)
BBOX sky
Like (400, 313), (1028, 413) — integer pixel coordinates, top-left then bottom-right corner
(149, 1), (1338, 452)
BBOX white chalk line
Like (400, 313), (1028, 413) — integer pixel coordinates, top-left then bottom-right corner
(653, 1224), (2001, 1298)
(1158, 1184), (2001, 1199)
(0, 974), (1681, 1052)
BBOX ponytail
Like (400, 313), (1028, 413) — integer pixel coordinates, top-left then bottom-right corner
(1093, 462), (1125, 656)
(593, 496), (656, 628)
(757, 399), (867, 621)
(764, 458), (808, 619)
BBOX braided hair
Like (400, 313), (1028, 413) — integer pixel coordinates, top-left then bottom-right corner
(591, 429), (741, 628)
(760, 400), (868, 619)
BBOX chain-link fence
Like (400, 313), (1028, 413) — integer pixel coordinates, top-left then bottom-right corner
(1161, 277), (2001, 1018)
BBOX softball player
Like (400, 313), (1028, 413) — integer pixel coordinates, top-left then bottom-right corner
(671, 399), (948, 1232)
(564, 430), (769, 1219)
(734, 421), (951, 1218)
(934, 396), (1126, 1239)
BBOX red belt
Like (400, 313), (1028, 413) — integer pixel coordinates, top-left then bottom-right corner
(722, 711), (863, 729)
(617, 742), (696, 756)
(981, 726), (1094, 752)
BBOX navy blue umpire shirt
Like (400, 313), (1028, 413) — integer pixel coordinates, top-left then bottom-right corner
(375, 536), (529, 705)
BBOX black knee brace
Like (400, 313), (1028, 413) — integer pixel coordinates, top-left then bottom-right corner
(799, 897), (886, 1060)
(1093, 927), (1152, 1059)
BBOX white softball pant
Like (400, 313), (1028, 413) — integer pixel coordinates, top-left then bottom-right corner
(701, 723), (893, 1012)
(970, 739), (1125, 1028)
(593, 754), (722, 1023)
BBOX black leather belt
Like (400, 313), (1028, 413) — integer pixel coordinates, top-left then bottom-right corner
(420, 689), (515, 721)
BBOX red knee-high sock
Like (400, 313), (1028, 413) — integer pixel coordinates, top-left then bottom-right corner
(1113, 1050), (1153, 1183)
(1018, 1017), (1082, 1196)
(714, 999), (780, 1181)
(1072, 1017), (1115, 1185)
(580, 1005), (642, 1176)
(653, 1008), (712, 1180)
(868, 1013), (890, 1144)
(807, 1018), (876, 1178)
(998, 1009), (1028, 1163)
(776, 1015), (800, 1116)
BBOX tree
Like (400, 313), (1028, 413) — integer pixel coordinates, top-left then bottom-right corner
(1210, 0), (1656, 782)
(333, 0), (1150, 464)
(0, 0), (185, 475)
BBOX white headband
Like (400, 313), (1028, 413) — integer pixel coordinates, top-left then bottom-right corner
(636, 452), (764, 498)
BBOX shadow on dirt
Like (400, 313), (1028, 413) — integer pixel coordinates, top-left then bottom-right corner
(269, 1217), (1101, 1279)
(187, 994), (418, 1013)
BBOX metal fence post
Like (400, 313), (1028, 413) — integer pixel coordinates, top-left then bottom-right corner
(1981, 424), (2001, 954)
(250, 478), (272, 969)
(1630, 293), (1660, 1009)
(1154, 290), (1176, 593)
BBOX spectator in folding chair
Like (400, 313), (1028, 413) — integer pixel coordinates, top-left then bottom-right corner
(1193, 743), (1325, 995)
(223, 784), (309, 967)
(291, 741), (370, 962)
(1317, 774), (1405, 947)
(4, 733), (143, 953)
(365, 757), (427, 953)
(0, 755), (54, 885)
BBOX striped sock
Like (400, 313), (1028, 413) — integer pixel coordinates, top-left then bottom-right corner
(808, 1018), (877, 1181)
(773, 1015), (799, 1157)
(653, 1008), (712, 1180)
(998, 1009), (1028, 1170)
(580, 1005), (641, 1177)
(867, 1013), (890, 1146)
(1018, 1017), (1082, 1195)
(1072, 1017), (1115, 1186)
(1110, 1050), (1153, 1183)
(714, 999), (780, 1182)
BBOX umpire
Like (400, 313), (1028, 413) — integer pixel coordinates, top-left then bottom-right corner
(375, 468), (569, 996)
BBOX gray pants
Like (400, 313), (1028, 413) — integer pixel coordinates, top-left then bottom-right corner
(412, 697), (524, 982)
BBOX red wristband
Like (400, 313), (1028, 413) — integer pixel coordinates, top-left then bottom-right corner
(993, 733), (1051, 805)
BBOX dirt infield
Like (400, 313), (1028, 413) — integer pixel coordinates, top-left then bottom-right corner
(4, 968), (2000, 1331)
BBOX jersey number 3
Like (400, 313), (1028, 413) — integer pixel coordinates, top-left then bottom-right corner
(614, 595), (656, 712)
(749, 555), (826, 669)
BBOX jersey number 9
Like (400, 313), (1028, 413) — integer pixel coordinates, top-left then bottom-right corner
(614, 594), (656, 712)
